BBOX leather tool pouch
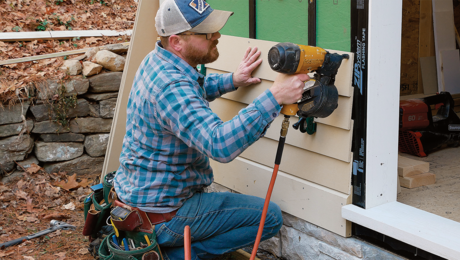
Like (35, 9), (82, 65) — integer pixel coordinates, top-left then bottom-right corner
(111, 207), (143, 232)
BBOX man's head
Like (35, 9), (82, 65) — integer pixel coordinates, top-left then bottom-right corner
(155, 0), (233, 66)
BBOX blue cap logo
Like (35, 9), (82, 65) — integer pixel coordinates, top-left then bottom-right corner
(189, 0), (209, 14)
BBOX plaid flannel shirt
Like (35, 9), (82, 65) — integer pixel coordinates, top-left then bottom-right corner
(114, 42), (281, 213)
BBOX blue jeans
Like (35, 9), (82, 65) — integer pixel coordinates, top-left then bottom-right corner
(154, 191), (283, 260)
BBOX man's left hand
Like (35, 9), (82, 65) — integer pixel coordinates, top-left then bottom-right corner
(233, 47), (263, 88)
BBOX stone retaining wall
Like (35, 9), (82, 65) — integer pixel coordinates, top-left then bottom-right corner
(0, 71), (122, 179)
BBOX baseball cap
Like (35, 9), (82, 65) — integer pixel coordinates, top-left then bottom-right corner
(156, 0), (234, 37)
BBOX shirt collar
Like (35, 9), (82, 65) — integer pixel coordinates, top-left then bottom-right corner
(155, 41), (204, 82)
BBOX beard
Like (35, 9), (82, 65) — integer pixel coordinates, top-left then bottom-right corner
(183, 40), (219, 65)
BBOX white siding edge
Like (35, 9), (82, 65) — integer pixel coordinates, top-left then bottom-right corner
(342, 202), (460, 259)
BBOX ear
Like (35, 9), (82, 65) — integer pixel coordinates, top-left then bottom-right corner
(169, 35), (184, 52)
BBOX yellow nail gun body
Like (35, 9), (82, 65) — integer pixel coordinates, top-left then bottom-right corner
(268, 43), (348, 133)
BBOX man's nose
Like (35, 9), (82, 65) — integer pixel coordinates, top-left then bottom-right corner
(212, 31), (221, 40)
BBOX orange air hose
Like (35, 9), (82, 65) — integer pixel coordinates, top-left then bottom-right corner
(184, 225), (191, 260)
(250, 115), (290, 260)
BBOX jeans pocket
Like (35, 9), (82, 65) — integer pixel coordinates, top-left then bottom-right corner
(155, 223), (184, 247)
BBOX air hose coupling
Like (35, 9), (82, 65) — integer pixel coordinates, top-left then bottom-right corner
(280, 115), (290, 137)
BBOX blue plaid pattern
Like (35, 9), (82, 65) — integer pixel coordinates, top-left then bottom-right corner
(114, 42), (281, 213)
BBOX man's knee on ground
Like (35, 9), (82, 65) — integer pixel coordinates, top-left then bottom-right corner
(267, 201), (283, 235)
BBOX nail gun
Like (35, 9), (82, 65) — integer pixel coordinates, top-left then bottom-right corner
(399, 91), (460, 156)
(268, 42), (349, 133)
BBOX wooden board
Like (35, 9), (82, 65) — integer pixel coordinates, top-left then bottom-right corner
(400, 0), (421, 95)
(420, 56), (438, 94)
(207, 35), (354, 97)
(398, 155), (430, 177)
(210, 98), (353, 162)
(432, 0), (457, 92)
(101, 0), (159, 179)
(399, 172), (436, 188)
(211, 157), (352, 237)
(440, 49), (460, 94)
(0, 42), (130, 66)
(208, 68), (354, 130)
(240, 137), (353, 194)
(419, 0), (436, 94)
(0, 30), (132, 41)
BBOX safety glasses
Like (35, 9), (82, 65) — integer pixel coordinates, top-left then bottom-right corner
(177, 32), (214, 40)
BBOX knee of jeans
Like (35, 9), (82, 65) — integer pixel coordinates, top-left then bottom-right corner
(267, 201), (283, 232)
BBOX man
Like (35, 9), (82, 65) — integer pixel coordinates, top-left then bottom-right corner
(114, 0), (310, 259)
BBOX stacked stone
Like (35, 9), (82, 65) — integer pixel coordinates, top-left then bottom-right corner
(0, 45), (127, 180)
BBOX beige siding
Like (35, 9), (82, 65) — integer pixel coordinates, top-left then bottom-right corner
(207, 35), (354, 97)
(211, 157), (352, 237)
(206, 36), (354, 236)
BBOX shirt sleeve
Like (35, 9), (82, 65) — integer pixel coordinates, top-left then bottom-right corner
(155, 80), (281, 163)
(202, 72), (235, 101)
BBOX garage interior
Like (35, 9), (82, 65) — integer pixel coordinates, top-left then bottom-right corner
(397, 0), (460, 223)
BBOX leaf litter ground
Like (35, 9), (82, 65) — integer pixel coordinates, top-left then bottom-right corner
(0, 0), (136, 259)
(0, 0), (136, 106)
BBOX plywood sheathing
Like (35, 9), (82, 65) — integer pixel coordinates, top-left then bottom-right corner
(401, 0), (421, 95)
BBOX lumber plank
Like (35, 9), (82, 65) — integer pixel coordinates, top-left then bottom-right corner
(398, 155), (430, 177)
(419, 56), (438, 94)
(0, 30), (132, 42)
(440, 49), (460, 94)
(0, 42), (130, 66)
(432, 0), (457, 91)
(206, 35), (354, 97)
(419, 0), (436, 94)
(211, 157), (352, 237)
(399, 172), (436, 188)
(208, 68), (353, 130)
(209, 98), (353, 162)
(240, 137), (353, 194)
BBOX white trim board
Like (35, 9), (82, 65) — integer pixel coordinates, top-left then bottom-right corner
(0, 30), (133, 41)
(342, 202), (460, 259)
(365, 0), (401, 209)
(213, 157), (352, 237)
(440, 49), (460, 94)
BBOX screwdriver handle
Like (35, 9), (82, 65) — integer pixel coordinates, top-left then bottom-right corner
(0, 236), (28, 249)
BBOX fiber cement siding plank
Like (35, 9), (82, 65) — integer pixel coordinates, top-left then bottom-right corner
(211, 157), (352, 237)
(208, 68), (353, 130)
(240, 137), (353, 194)
(209, 98), (353, 162)
(207, 35), (354, 97)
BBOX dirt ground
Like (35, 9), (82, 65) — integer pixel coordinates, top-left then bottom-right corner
(397, 146), (460, 223)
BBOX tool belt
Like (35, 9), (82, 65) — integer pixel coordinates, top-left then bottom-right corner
(82, 172), (165, 260)
(112, 199), (178, 233)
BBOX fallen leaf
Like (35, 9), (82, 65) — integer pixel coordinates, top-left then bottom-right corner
(14, 190), (28, 200)
(42, 213), (70, 221)
(26, 198), (33, 212)
(52, 174), (88, 191)
(54, 252), (66, 260)
(48, 229), (61, 238)
(85, 37), (102, 44)
(0, 185), (10, 193)
(25, 163), (42, 175)
(25, 216), (39, 223)
(23, 256), (35, 260)
(78, 248), (88, 255)
(62, 202), (75, 211)
(0, 251), (14, 257)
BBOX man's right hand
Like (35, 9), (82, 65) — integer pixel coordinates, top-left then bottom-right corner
(269, 73), (311, 105)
